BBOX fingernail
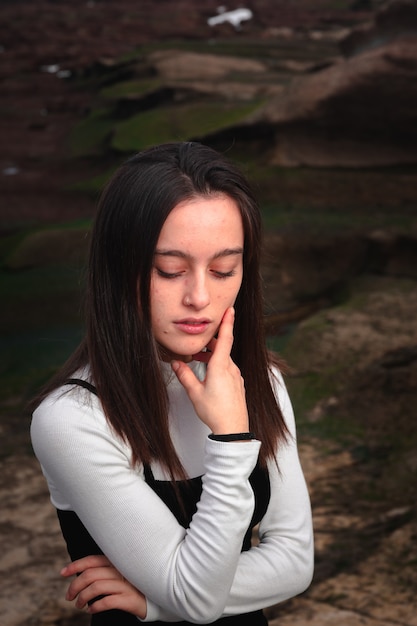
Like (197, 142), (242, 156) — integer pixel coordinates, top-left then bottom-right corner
(60, 566), (68, 575)
(171, 360), (180, 372)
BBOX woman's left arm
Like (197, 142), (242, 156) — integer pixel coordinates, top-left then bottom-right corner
(222, 371), (314, 615)
(217, 371), (313, 617)
(142, 372), (313, 621)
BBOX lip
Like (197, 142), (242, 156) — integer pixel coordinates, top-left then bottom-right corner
(174, 318), (211, 335)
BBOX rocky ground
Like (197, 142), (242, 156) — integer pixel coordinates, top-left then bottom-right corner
(1, 1), (417, 624)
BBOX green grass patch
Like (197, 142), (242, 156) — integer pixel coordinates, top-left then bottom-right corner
(1, 219), (92, 266)
(141, 39), (273, 60)
(4, 227), (90, 270)
(140, 38), (338, 65)
(69, 106), (116, 157)
(70, 168), (118, 195)
(69, 166), (119, 195)
(260, 203), (417, 234)
(100, 78), (162, 100)
(280, 313), (333, 366)
(0, 229), (32, 265)
(284, 370), (334, 418)
(267, 326), (362, 442)
(112, 100), (264, 152)
(284, 371), (365, 443)
(0, 215), (87, 332)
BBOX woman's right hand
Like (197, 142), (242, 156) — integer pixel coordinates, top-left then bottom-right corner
(172, 307), (249, 435)
(61, 555), (147, 618)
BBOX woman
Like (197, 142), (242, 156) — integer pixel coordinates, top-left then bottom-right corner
(31, 142), (313, 624)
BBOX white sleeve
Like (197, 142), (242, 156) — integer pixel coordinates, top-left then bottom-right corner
(31, 390), (260, 624)
(146, 372), (314, 621)
(223, 372), (314, 614)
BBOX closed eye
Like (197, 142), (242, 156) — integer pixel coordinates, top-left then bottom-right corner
(211, 269), (236, 279)
(156, 269), (183, 279)
(155, 268), (237, 279)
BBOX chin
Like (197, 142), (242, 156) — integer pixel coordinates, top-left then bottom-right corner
(172, 340), (207, 360)
(157, 342), (198, 363)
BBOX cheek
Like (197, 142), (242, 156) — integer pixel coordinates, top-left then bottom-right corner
(150, 284), (175, 328)
(151, 292), (164, 317)
(150, 279), (165, 309)
(226, 276), (243, 303)
(150, 287), (163, 323)
(215, 286), (240, 312)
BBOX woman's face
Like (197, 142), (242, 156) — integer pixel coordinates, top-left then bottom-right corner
(150, 194), (244, 362)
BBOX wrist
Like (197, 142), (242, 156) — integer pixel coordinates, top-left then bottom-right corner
(208, 432), (255, 442)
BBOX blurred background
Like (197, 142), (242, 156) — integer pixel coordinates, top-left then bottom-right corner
(1, 1), (416, 624)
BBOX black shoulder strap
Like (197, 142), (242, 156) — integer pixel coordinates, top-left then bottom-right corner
(65, 378), (98, 395)
(65, 378), (156, 488)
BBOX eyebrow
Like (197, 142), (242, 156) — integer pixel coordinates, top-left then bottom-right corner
(154, 247), (243, 261)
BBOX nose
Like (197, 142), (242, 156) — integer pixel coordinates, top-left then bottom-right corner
(183, 272), (210, 310)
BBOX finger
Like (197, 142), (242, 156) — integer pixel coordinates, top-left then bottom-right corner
(209, 307), (235, 363)
(61, 555), (111, 578)
(66, 566), (122, 601)
(74, 579), (126, 610)
(87, 592), (120, 613)
(171, 360), (202, 398)
(86, 586), (145, 616)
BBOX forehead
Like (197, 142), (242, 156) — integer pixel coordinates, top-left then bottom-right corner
(157, 195), (244, 251)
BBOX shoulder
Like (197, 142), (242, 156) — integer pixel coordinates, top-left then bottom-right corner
(31, 381), (140, 511)
(31, 379), (129, 465)
(32, 380), (103, 430)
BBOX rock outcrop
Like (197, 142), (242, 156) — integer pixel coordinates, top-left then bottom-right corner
(341, 0), (417, 56)
(248, 36), (417, 166)
(262, 229), (417, 322)
(147, 50), (267, 82)
(205, 0), (417, 168)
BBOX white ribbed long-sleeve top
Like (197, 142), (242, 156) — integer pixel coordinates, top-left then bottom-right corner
(31, 362), (313, 624)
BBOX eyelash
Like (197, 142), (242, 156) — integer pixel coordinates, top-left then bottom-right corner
(156, 269), (236, 280)
(156, 269), (182, 279)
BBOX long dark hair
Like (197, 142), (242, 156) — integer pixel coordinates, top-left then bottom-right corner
(34, 142), (287, 479)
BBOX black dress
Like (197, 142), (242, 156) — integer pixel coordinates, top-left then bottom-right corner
(57, 380), (271, 625)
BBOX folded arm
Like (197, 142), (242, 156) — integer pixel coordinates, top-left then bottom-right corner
(144, 371), (314, 622)
(31, 391), (260, 624)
